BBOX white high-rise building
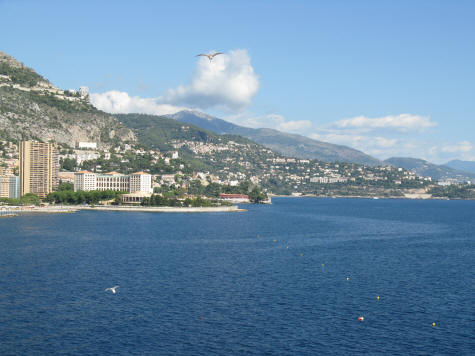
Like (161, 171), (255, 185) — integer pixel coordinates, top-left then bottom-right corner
(0, 175), (20, 199)
(74, 171), (97, 192)
(129, 172), (152, 193)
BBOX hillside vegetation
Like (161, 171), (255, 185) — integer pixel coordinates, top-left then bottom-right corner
(0, 50), (135, 147)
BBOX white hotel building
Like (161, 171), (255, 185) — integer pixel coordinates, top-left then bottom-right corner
(74, 171), (152, 194)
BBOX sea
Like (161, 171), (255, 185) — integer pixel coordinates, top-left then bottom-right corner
(0, 197), (474, 355)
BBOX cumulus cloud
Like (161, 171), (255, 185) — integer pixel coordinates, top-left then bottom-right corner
(311, 132), (398, 150)
(334, 114), (436, 132)
(278, 120), (312, 132)
(428, 141), (475, 162)
(224, 113), (312, 134)
(166, 49), (259, 111)
(441, 141), (472, 153)
(89, 90), (185, 116)
(90, 49), (259, 115)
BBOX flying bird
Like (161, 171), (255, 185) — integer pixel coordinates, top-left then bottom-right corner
(196, 52), (223, 61)
(105, 285), (119, 294)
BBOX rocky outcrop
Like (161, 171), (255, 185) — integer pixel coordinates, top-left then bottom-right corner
(0, 50), (135, 147)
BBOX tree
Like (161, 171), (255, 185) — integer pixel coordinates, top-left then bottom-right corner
(58, 182), (74, 191)
(248, 186), (267, 203)
(19, 193), (41, 206)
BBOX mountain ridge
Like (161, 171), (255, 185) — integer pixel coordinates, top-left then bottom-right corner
(167, 110), (382, 166)
(444, 159), (475, 174)
(384, 157), (475, 182)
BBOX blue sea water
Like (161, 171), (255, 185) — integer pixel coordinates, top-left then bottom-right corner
(0, 198), (474, 355)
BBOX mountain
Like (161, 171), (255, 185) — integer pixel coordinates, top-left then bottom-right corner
(112, 113), (433, 197)
(167, 110), (382, 166)
(0, 50), (135, 147)
(115, 113), (254, 151)
(114, 113), (293, 182)
(384, 157), (475, 182)
(444, 160), (475, 174)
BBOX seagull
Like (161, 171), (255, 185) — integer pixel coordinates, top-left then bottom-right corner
(196, 52), (223, 61)
(105, 285), (119, 294)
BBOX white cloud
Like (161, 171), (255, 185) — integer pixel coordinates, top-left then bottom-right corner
(334, 114), (436, 132)
(311, 132), (397, 150)
(89, 90), (185, 116)
(90, 49), (259, 115)
(277, 120), (312, 132)
(441, 140), (472, 153)
(306, 113), (455, 161)
(166, 49), (259, 111)
(224, 113), (312, 134)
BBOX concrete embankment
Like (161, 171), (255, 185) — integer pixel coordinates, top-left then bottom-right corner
(1, 206), (79, 216)
(0, 205), (246, 217)
(80, 205), (246, 213)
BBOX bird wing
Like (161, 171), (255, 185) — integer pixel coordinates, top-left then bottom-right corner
(196, 54), (208, 57)
(211, 52), (223, 57)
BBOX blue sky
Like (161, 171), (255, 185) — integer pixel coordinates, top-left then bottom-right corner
(1, 0), (474, 163)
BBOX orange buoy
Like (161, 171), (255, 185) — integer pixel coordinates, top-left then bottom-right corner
(358, 316), (364, 322)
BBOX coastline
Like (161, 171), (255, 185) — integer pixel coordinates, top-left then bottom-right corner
(80, 205), (247, 213)
(268, 194), (470, 200)
(0, 204), (246, 216)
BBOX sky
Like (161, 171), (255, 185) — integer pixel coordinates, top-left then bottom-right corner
(1, 0), (474, 163)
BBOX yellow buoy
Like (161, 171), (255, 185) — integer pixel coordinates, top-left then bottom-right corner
(273, 239), (277, 243)
(432, 322), (436, 327)
(377, 296), (380, 300)
(321, 264), (325, 267)
(300, 253), (304, 256)
(286, 246), (289, 249)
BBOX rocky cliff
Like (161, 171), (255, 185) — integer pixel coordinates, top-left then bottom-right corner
(0, 50), (135, 147)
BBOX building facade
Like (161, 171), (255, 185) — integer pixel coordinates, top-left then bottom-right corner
(74, 171), (97, 191)
(19, 141), (59, 198)
(1, 176), (21, 199)
(77, 142), (97, 149)
(129, 172), (153, 193)
(96, 172), (129, 191)
(74, 171), (152, 194)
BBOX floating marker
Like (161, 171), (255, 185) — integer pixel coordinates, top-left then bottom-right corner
(377, 296), (380, 300)
(321, 264), (325, 267)
(346, 277), (350, 281)
(300, 253), (304, 256)
(358, 316), (364, 322)
(286, 246), (289, 249)
(273, 239), (277, 243)
(432, 322), (436, 327)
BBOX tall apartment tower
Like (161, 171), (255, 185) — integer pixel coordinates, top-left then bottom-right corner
(19, 141), (59, 198)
